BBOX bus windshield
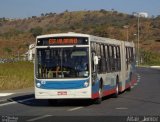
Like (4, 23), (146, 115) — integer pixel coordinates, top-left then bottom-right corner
(36, 47), (89, 79)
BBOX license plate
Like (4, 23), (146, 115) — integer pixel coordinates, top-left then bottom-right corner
(57, 91), (67, 95)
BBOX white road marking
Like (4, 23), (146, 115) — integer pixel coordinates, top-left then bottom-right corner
(0, 97), (34, 107)
(115, 107), (128, 110)
(150, 66), (160, 69)
(27, 115), (52, 122)
(0, 93), (14, 97)
(137, 77), (140, 79)
(68, 107), (83, 111)
(136, 74), (140, 82)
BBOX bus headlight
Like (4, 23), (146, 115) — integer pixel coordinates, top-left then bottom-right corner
(37, 83), (41, 88)
(84, 81), (89, 87)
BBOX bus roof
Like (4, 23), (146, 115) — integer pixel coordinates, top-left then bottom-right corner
(36, 32), (134, 47)
(36, 32), (90, 39)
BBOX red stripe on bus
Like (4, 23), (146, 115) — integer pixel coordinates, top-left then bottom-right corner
(92, 92), (99, 99)
(103, 89), (116, 96)
(92, 89), (116, 99)
(125, 83), (131, 89)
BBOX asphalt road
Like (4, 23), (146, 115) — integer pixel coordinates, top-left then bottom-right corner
(0, 67), (160, 122)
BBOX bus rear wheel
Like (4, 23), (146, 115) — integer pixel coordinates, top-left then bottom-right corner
(113, 77), (119, 98)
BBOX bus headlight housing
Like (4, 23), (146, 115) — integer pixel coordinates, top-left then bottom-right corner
(37, 83), (41, 88)
(84, 81), (89, 87)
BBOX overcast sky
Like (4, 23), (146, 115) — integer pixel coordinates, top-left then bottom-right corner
(0, 0), (160, 18)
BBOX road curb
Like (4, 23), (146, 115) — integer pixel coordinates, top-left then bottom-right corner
(0, 87), (34, 93)
(0, 89), (34, 105)
(0, 98), (14, 104)
(0, 99), (8, 104)
(150, 66), (160, 69)
(138, 66), (160, 69)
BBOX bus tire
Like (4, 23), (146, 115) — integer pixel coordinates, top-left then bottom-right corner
(95, 81), (103, 104)
(94, 86), (102, 104)
(113, 77), (119, 98)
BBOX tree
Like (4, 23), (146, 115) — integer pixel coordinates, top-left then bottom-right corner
(41, 13), (44, 17)
(100, 9), (106, 14)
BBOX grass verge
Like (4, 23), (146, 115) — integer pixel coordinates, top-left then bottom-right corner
(0, 61), (34, 90)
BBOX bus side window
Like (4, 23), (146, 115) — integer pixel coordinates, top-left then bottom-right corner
(91, 53), (95, 72)
(126, 47), (129, 70)
(96, 43), (101, 73)
(100, 44), (106, 73)
(111, 45), (115, 71)
(105, 45), (109, 72)
(108, 45), (112, 72)
(99, 44), (102, 73)
(116, 46), (121, 70)
(103, 45), (107, 73)
(114, 46), (120, 71)
(131, 47), (134, 62)
(129, 47), (132, 63)
(113, 46), (117, 71)
(91, 42), (96, 72)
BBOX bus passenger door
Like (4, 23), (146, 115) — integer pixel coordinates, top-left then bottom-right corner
(91, 51), (98, 85)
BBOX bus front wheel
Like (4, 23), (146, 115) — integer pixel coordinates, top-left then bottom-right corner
(94, 87), (102, 104)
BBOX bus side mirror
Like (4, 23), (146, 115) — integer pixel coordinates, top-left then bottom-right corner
(94, 56), (98, 65)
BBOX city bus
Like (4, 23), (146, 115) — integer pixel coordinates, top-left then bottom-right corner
(34, 32), (136, 104)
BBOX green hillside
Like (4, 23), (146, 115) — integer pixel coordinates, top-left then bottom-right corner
(0, 10), (160, 64)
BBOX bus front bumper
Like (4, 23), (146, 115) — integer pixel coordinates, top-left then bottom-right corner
(35, 87), (91, 99)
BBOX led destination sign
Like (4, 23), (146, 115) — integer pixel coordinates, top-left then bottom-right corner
(37, 37), (88, 46)
(49, 38), (78, 45)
